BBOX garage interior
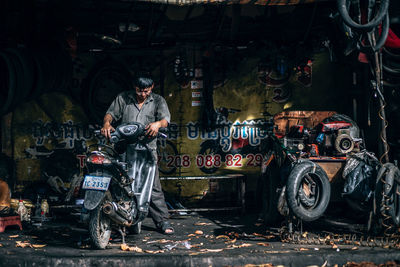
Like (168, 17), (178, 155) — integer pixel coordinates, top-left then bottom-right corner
(0, 0), (399, 241)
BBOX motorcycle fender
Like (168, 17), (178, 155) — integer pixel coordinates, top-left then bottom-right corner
(83, 190), (106, 211)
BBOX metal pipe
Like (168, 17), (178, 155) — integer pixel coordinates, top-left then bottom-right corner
(102, 202), (132, 227)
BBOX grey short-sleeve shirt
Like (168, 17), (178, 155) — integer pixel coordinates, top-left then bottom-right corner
(106, 91), (170, 150)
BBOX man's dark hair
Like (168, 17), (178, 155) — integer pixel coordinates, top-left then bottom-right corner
(135, 71), (154, 90)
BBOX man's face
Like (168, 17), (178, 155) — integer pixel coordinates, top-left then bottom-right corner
(135, 85), (153, 102)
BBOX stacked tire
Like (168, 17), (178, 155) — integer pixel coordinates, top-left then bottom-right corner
(0, 46), (72, 116)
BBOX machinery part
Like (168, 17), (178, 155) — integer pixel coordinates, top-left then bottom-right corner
(131, 221), (142, 234)
(337, 0), (389, 32)
(334, 133), (354, 154)
(286, 160), (331, 222)
(258, 159), (282, 225)
(102, 202), (132, 227)
(357, 14), (390, 53)
(280, 229), (400, 249)
(375, 163), (400, 236)
(89, 193), (112, 249)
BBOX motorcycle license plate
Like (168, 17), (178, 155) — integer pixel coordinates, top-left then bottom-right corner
(82, 175), (111, 191)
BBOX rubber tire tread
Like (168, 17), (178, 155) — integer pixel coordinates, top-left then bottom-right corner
(286, 160), (331, 222)
(89, 192), (112, 249)
(0, 52), (17, 115)
(376, 163), (400, 227)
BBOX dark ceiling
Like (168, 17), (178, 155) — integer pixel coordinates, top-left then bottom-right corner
(0, 0), (337, 51)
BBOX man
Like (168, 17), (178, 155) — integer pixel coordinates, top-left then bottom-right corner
(101, 72), (174, 235)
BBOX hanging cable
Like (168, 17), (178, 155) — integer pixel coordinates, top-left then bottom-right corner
(337, 0), (389, 32)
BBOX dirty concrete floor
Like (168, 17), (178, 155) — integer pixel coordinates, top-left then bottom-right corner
(0, 211), (399, 267)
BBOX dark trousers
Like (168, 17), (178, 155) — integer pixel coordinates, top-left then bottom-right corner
(149, 167), (170, 225)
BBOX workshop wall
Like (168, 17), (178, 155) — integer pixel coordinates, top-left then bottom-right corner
(3, 45), (351, 206)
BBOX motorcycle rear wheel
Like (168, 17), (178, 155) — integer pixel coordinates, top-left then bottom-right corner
(89, 193), (112, 249)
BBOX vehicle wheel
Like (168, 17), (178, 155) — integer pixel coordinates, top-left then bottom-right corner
(286, 160), (331, 222)
(131, 221), (142, 234)
(258, 159), (282, 225)
(157, 140), (178, 175)
(89, 193), (112, 249)
(199, 141), (220, 174)
(375, 163), (400, 227)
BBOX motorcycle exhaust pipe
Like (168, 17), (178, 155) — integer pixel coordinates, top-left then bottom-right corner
(102, 202), (132, 227)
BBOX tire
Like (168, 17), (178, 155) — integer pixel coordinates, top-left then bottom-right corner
(258, 159), (282, 225)
(375, 163), (400, 227)
(82, 62), (132, 124)
(286, 160), (331, 222)
(157, 140), (178, 175)
(199, 140), (220, 174)
(89, 192), (112, 249)
(131, 221), (142, 234)
(0, 52), (17, 115)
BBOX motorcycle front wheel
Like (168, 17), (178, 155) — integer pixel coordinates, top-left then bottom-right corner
(89, 193), (112, 249)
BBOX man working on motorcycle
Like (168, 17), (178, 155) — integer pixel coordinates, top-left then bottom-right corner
(101, 72), (174, 235)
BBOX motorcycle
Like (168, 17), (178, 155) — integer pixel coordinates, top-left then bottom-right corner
(199, 107), (269, 174)
(82, 122), (166, 249)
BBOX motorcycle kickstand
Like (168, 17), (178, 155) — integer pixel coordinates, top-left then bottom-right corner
(118, 227), (126, 244)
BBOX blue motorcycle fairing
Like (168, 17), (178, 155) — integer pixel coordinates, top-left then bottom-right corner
(84, 190), (106, 210)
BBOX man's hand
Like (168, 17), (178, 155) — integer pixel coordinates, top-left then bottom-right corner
(101, 122), (115, 139)
(145, 121), (161, 137)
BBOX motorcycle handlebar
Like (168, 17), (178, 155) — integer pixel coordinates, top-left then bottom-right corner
(94, 127), (168, 142)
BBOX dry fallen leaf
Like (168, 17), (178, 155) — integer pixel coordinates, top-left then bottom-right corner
(257, 242), (270, 247)
(228, 243), (253, 249)
(9, 235), (19, 238)
(191, 243), (204, 248)
(351, 247), (358, 250)
(225, 238), (237, 244)
(16, 241), (31, 248)
(121, 243), (130, 251)
(146, 239), (172, 244)
(32, 244), (46, 248)
(199, 248), (224, 253)
(144, 250), (164, 254)
(120, 244), (143, 253)
(216, 235), (230, 239)
(195, 230), (204, 235)
(244, 264), (273, 267)
(129, 246), (143, 253)
(194, 222), (212, 226)
(253, 233), (275, 239)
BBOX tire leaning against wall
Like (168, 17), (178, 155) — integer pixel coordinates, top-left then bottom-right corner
(81, 60), (133, 124)
(0, 52), (17, 115)
(5, 48), (35, 106)
(286, 160), (331, 222)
